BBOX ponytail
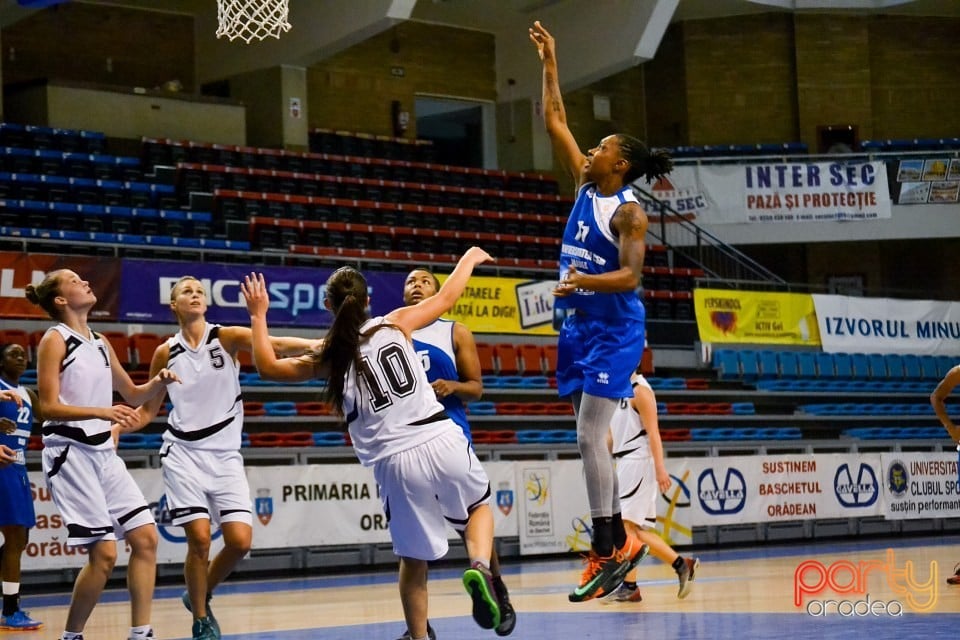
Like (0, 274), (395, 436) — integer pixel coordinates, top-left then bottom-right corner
(618, 134), (674, 185)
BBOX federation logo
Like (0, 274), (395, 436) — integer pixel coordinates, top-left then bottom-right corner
(255, 488), (273, 526)
(834, 462), (879, 507)
(525, 472), (549, 506)
(496, 486), (514, 516)
(698, 467), (747, 515)
(887, 460), (909, 497)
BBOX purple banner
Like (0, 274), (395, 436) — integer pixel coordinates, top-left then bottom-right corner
(119, 260), (407, 328)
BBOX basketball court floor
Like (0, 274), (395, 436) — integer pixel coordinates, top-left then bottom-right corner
(7, 535), (960, 639)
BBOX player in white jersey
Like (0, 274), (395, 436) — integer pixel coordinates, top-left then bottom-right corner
(26, 269), (180, 640)
(241, 247), (505, 640)
(128, 276), (317, 640)
(403, 267), (515, 636)
(606, 370), (699, 603)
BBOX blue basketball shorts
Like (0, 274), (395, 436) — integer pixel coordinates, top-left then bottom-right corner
(0, 463), (36, 528)
(555, 315), (644, 399)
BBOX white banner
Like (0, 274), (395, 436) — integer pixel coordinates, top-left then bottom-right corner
(880, 451), (960, 519)
(683, 453), (883, 526)
(812, 294), (960, 355)
(641, 161), (891, 223)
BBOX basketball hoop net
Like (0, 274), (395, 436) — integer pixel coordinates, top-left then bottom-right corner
(216, 0), (291, 43)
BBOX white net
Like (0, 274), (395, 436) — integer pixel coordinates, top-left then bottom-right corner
(216, 0), (291, 43)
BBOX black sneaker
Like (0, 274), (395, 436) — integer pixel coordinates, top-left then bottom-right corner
(947, 563), (960, 585)
(677, 557), (700, 599)
(182, 590), (220, 638)
(493, 578), (516, 636)
(462, 562), (501, 630)
(397, 621), (436, 640)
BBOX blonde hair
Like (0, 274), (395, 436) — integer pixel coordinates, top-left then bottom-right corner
(24, 269), (67, 320)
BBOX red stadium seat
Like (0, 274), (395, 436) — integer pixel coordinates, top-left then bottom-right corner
(475, 342), (496, 375)
(493, 343), (521, 376)
(542, 344), (558, 376)
(100, 331), (131, 367)
(517, 344), (544, 376)
(129, 333), (163, 368)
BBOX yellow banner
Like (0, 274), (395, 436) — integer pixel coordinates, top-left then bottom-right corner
(694, 288), (821, 345)
(437, 275), (558, 336)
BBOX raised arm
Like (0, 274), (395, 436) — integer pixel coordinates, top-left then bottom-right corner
(529, 21), (586, 187)
(241, 273), (322, 383)
(217, 326), (321, 359)
(931, 365), (960, 442)
(387, 247), (493, 336)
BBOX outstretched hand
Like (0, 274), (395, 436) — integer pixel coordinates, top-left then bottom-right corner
(529, 20), (555, 61)
(242, 272), (270, 318)
(463, 246), (495, 267)
(553, 264), (581, 297)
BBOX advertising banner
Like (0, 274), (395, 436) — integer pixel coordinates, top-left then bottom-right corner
(682, 453), (883, 526)
(890, 158), (960, 204)
(437, 275), (558, 336)
(118, 259), (406, 328)
(694, 288), (821, 345)
(880, 452), (960, 520)
(0, 251), (121, 319)
(23, 462), (518, 570)
(812, 294), (960, 356)
(639, 162), (892, 224)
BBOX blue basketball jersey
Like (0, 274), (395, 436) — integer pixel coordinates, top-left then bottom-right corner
(0, 379), (32, 459)
(411, 319), (471, 442)
(556, 183), (645, 321)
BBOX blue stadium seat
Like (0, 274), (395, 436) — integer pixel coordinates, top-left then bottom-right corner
(739, 350), (760, 382)
(757, 350), (780, 380)
(937, 356), (956, 378)
(713, 349), (740, 381)
(313, 432), (346, 446)
(850, 353), (871, 379)
(884, 354), (905, 380)
(777, 352), (799, 379)
(901, 354), (923, 380)
(814, 353), (835, 379)
(466, 401), (497, 415)
(919, 356), (940, 380)
(867, 354), (888, 379)
(263, 401), (297, 417)
(796, 352), (817, 378)
(832, 353), (853, 380)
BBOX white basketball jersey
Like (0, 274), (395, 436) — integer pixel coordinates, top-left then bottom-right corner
(162, 323), (243, 451)
(41, 324), (114, 450)
(610, 372), (652, 460)
(344, 317), (450, 466)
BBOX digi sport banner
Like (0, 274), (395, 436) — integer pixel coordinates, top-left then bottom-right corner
(118, 259), (406, 328)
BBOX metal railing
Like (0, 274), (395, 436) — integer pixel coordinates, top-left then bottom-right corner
(633, 185), (787, 287)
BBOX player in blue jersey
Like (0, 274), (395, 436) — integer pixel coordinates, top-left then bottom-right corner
(530, 20), (672, 602)
(0, 343), (43, 631)
(402, 267), (516, 637)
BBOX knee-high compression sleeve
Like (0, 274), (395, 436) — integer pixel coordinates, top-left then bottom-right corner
(574, 392), (619, 520)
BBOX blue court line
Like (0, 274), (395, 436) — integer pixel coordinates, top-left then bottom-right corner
(22, 534), (960, 610)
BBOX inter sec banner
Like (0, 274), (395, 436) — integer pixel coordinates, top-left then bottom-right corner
(640, 161), (891, 223)
(812, 293), (960, 356)
(693, 288), (821, 346)
(118, 259), (406, 328)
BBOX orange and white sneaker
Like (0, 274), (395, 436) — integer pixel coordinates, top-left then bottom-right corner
(616, 536), (650, 574)
(677, 556), (700, 598)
